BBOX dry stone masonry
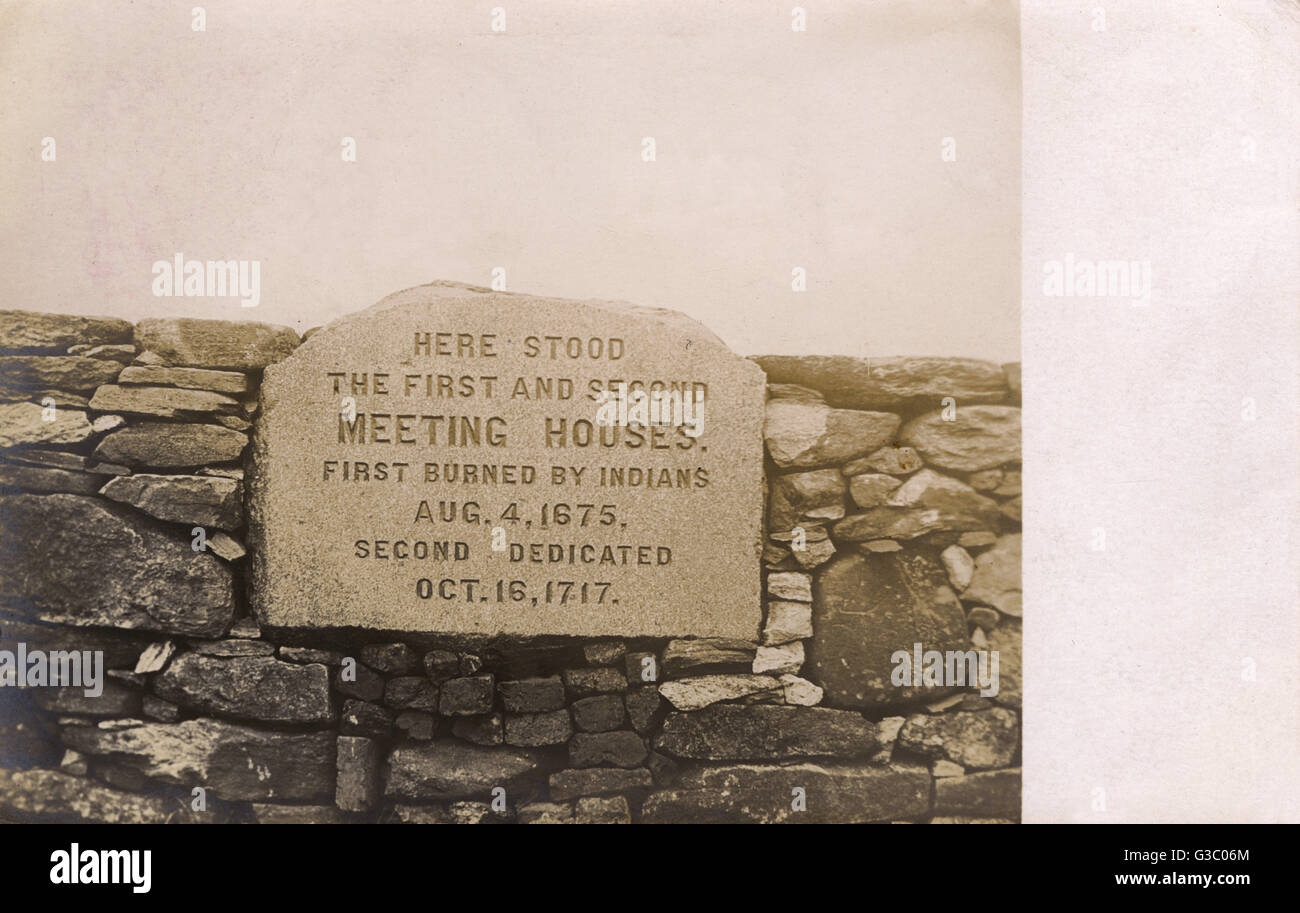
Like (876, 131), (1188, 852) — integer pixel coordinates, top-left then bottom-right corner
(0, 283), (1021, 824)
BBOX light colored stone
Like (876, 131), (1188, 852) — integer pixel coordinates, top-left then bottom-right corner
(752, 642), (804, 675)
(941, 544), (975, 590)
(762, 600), (813, 645)
(117, 365), (250, 394)
(658, 674), (782, 710)
(250, 282), (765, 638)
(964, 534), (1021, 616)
(848, 472), (902, 508)
(764, 399), (900, 469)
(931, 760), (966, 778)
(766, 571), (812, 602)
(662, 638), (755, 677)
(779, 674), (823, 706)
(205, 531), (247, 560)
(134, 641), (177, 675)
(0, 403), (94, 449)
(833, 469), (999, 541)
(899, 406), (1021, 471)
(62, 718), (334, 802)
(100, 473), (242, 529)
(899, 708), (1019, 770)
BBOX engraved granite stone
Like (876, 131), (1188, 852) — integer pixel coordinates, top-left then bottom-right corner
(249, 282), (765, 638)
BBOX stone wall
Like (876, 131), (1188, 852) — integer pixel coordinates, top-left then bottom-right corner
(0, 306), (1021, 824)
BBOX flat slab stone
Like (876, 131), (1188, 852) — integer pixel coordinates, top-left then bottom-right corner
(250, 282), (765, 638)
(754, 355), (1009, 410)
(117, 365), (251, 394)
(0, 356), (124, 391)
(61, 718), (335, 802)
(93, 421), (248, 468)
(99, 473), (242, 529)
(0, 310), (133, 354)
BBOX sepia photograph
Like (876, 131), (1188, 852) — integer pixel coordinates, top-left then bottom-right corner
(0, 0), (1295, 891)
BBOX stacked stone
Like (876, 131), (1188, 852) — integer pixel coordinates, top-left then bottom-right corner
(751, 355), (1022, 821)
(0, 307), (1022, 824)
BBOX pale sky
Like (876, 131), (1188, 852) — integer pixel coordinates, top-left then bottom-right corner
(0, 0), (1020, 359)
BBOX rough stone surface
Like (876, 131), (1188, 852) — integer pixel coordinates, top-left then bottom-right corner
(498, 676), (566, 713)
(568, 731), (647, 768)
(899, 406), (1021, 471)
(624, 687), (664, 733)
(383, 676), (440, 711)
(249, 284), (764, 639)
(252, 804), (345, 824)
(754, 356), (1008, 410)
(93, 422), (248, 468)
(439, 675), (495, 716)
(0, 310), (133, 354)
(898, 709), (1019, 770)
(504, 709), (573, 746)
(135, 317), (299, 370)
(0, 462), (103, 495)
(779, 674), (824, 706)
(0, 356), (124, 391)
(99, 473), (242, 529)
(87, 385), (242, 419)
(761, 601), (813, 645)
(62, 718), (335, 802)
(658, 674), (782, 711)
(766, 571), (813, 602)
(0, 494), (234, 636)
(832, 469), (999, 541)
(385, 741), (541, 801)
(662, 638), (755, 678)
(153, 654), (333, 724)
(941, 545), (975, 591)
(964, 534), (1022, 616)
(764, 399), (900, 469)
(336, 736), (381, 812)
(30, 681), (141, 717)
(571, 695), (626, 732)
(0, 767), (196, 823)
(549, 767), (653, 800)
(340, 700), (394, 738)
(655, 705), (875, 760)
(986, 619), (1021, 707)
(752, 642), (804, 675)
(0, 403), (95, 449)
(452, 714), (504, 746)
(848, 472), (903, 508)
(641, 762), (930, 823)
(933, 768), (1020, 819)
(843, 445), (924, 476)
(768, 469), (846, 531)
(562, 667), (627, 696)
(807, 551), (969, 709)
